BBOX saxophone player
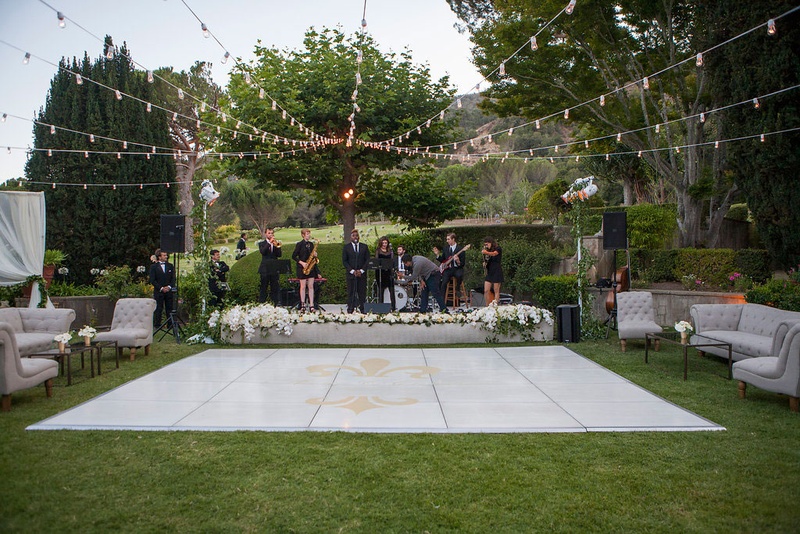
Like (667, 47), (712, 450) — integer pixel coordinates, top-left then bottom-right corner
(292, 228), (319, 312)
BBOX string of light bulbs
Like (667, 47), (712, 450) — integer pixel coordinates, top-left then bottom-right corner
(346, 0), (369, 147)
(33, 0), (331, 147)
(372, 4), (798, 154)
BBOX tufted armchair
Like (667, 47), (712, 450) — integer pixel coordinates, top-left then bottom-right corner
(93, 298), (156, 361)
(734, 322), (800, 412)
(0, 307), (76, 357)
(0, 322), (59, 411)
(617, 291), (662, 352)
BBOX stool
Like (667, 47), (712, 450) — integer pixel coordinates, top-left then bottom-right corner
(444, 278), (468, 308)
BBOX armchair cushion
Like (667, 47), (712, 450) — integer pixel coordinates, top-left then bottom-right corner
(93, 298), (156, 352)
(617, 291), (662, 340)
(733, 323), (800, 404)
(0, 308), (76, 357)
(0, 322), (59, 401)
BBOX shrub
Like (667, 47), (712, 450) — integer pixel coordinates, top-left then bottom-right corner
(530, 275), (578, 312)
(509, 242), (563, 295)
(726, 203), (749, 222)
(745, 279), (800, 312)
(95, 266), (151, 301)
(213, 224), (239, 242)
(734, 249), (771, 283)
(47, 282), (104, 297)
(626, 204), (677, 249)
(632, 249), (678, 283)
(674, 249), (737, 289)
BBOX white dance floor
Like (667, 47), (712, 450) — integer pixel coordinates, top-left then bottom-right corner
(28, 346), (723, 433)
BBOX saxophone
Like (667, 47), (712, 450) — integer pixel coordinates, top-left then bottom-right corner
(303, 240), (320, 275)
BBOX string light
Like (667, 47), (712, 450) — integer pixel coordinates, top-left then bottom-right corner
(244, 72), (251, 85)
(146, 102), (151, 113)
(700, 112), (705, 123)
(600, 94), (605, 106)
(499, 62), (506, 76)
(271, 100), (277, 111)
(177, 89), (184, 100)
(147, 70), (154, 83)
(564, 109), (569, 119)
(617, 132), (621, 141)
(655, 123), (660, 133)
(1, 113), (6, 122)
(760, 133), (765, 142)
(696, 52), (704, 67)
(201, 23), (210, 38)
(457, 98), (462, 109)
(23, 52), (30, 65)
(50, 125), (55, 134)
(75, 73), (83, 85)
(753, 98), (760, 109)
(259, 88), (265, 99)
(115, 90), (122, 100)
(89, 134), (95, 142)
(57, 11), (66, 28)
(47, 149), (52, 157)
(767, 19), (776, 35)
(221, 52), (230, 64)
(565, 0), (576, 15)
(105, 44), (114, 60)
(535, 119), (541, 129)
(643, 77), (650, 90)
(530, 36), (538, 51)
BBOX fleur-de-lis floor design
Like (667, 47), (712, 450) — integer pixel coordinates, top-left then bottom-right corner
(305, 357), (440, 414)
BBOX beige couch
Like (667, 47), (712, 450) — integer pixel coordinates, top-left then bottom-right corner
(0, 307), (76, 357)
(689, 303), (800, 362)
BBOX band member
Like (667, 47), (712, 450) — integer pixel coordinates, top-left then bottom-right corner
(481, 236), (503, 305)
(375, 236), (396, 311)
(208, 249), (230, 308)
(149, 249), (175, 328)
(395, 244), (407, 278)
(292, 228), (319, 312)
(402, 254), (448, 314)
(342, 229), (370, 313)
(235, 232), (248, 259)
(434, 232), (466, 296)
(258, 228), (282, 305)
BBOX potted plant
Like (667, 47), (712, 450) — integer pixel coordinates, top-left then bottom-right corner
(42, 249), (67, 289)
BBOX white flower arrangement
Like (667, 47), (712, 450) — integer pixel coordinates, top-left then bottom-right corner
(58, 267), (69, 275)
(99, 269), (108, 276)
(90, 268), (100, 275)
(54, 332), (72, 344)
(78, 325), (97, 338)
(208, 303), (554, 342)
(674, 320), (694, 333)
(136, 265), (146, 273)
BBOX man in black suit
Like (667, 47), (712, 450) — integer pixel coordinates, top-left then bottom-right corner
(149, 249), (176, 328)
(434, 232), (466, 297)
(342, 229), (370, 313)
(258, 228), (283, 304)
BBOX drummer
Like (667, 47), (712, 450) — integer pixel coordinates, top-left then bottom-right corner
(395, 245), (407, 280)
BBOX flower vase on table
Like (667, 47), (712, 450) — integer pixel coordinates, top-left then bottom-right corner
(84, 336), (92, 346)
(680, 331), (688, 344)
(675, 321), (693, 345)
(78, 326), (96, 347)
(54, 332), (72, 353)
(58, 341), (66, 353)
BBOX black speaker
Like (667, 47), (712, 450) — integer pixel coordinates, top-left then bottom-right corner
(280, 288), (299, 307)
(603, 212), (628, 250)
(556, 304), (580, 343)
(365, 302), (391, 314)
(160, 215), (186, 253)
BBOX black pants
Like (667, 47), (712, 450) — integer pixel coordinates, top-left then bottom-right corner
(260, 273), (281, 305)
(153, 290), (174, 327)
(346, 274), (367, 313)
(377, 270), (397, 310)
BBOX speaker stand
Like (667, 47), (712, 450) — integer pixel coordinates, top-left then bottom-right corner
(605, 249), (619, 339)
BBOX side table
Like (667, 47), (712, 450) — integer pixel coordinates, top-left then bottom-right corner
(28, 344), (97, 386)
(645, 331), (733, 381)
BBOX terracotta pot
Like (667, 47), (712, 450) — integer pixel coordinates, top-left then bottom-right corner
(42, 265), (56, 289)
(681, 331), (688, 344)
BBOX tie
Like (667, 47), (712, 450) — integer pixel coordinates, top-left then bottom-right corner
(161, 263), (166, 272)
(355, 243), (359, 254)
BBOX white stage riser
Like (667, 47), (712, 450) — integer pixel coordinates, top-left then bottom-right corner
(222, 322), (554, 345)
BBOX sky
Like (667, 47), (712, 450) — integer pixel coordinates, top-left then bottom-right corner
(0, 0), (482, 183)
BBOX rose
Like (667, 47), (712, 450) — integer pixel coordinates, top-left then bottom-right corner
(674, 320), (693, 333)
(78, 326), (96, 338)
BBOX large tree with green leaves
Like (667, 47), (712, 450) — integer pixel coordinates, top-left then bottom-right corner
(700, 1), (800, 269)
(213, 28), (457, 238)
(447, 0), (738, 247)
(25, 38), (176, 284)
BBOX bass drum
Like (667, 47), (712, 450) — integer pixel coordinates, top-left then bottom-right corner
(385, 286), (408, 311)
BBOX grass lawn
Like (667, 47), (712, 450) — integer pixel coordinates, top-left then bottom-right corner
(1, 337), (798, 532)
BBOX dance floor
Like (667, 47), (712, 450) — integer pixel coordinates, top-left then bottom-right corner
(28, 346), (723, 433)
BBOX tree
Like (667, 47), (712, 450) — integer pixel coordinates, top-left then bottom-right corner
(225, 179), (295, 235)
(25, 38), (175, 285)
(155, 62), (223, 249)
(214, 28), (455, 240)
(700, 1), (800, 269)
(447, 0), (738, 247)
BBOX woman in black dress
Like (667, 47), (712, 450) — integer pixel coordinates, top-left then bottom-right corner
(375, 236), (397, 311)
(291, 229), (319, 311)
(481, 236), (503, 305)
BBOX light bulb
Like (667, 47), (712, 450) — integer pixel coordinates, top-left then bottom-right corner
(235, 120), (241, 129)
(617, 132), (621, 141)
(123, 141), (127, 149)
(638, 150), (642, 157)
(84, 151), (88, 158)
(117, 152), (121, 159)
(221, 52), (230, 64)
(700, 112), (705, 123)
(115, 90), (122, 100)
(600, 94), (605, 106)
(57, 11), (66, 28)
(89, 134), (95, 142)
(147, 70), (154, 83)
(50, 125), (55, 134)
(113, 184), (116, 190)
(696, 52), (703, 67)
(606, 154), (610, 161)
(753, 98), (760, 109)
(282, 110), (286, 120)
(767, 19), (776, 35)
(457, 98), (462, 109)
(47, 149), (52, 157)
(172, 112), (178, 121)
(221, 112), (227, 122)
(554, 145), (559, 152)
(509, 128), (514, 136)
(675, 146), (680, 153)
(196, 119), (201, 128)
(201, 23), (210, 38)
(76, 74), (83, 85)
(356, 72), (362, 85)
(535, 120), (541, 129)
(1, 113), (6, 122)
(244, 72), (251, 85)
(357, 49), (363, 64)
(290, 117), (295, 126)
(259, 88), (265, 99)
(566, 0), (576, 15)
(200, 102), (206, 112)
(440, 110), (445, 120)
(564, 109), (569, 119)
(361, 18), (367, 29)
(152, 146), (156, 153)
(177, 89), (184, 100)
(643, 76), (649, 90)
(23, 52), (30, 64)
(761, 133), (765, 142)
(585, 140), (589, 148)
(216, 126), (220, 134)
(105, 44), (114, 60)
(272, 100), (277, 111)
(530, 35), (538, 51)
(714, 140), (719, 149)
(146, 102), (151, 113)
(655, 123), (660, 133)
(499, 62), (506, 76)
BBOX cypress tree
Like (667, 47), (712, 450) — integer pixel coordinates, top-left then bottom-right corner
(26, 38), (176, 285)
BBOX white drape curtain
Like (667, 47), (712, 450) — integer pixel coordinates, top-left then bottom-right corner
(0, 191), (46, 308)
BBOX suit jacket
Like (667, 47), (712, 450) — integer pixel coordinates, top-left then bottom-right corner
(149, 261), (175, 292)
(437, 244), (466, 272)
(342, 241), (370, 276)
(258, 239), (283, 274)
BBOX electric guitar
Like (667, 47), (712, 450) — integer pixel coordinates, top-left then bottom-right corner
(438, 244), (471, 273)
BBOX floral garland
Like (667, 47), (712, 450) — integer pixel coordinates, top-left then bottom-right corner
(206, 303), (554, 343)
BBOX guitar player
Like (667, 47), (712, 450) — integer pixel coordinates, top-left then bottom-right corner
(434, 233), (466, 296)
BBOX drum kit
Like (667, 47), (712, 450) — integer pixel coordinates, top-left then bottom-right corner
(372, 278), (427, 311)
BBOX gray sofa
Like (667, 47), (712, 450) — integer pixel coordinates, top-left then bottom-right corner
(0, 307), (76, 357)
(689, 303), (800, 362)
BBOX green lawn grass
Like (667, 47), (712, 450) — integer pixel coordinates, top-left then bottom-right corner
(1, 338), (798, 532)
